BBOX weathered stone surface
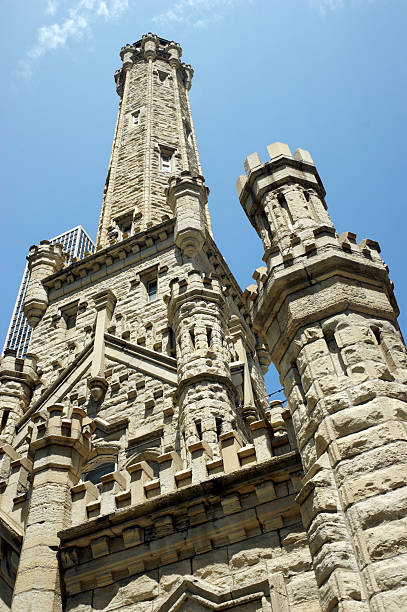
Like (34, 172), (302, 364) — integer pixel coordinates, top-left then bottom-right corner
(1, 31), (405, 612)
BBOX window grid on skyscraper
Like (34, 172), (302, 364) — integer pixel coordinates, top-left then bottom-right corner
(3, 226), (95, 358)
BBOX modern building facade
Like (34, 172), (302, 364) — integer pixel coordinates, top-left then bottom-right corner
(0, 34), (406, 612)
(3, 226), (95, 358)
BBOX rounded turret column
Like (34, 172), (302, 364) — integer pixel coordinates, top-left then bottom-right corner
(166, 172), (209, 257)
(11, 407), (94, 612)
(166, 271), (238, 458)
(238, 142), (407, 611)
(23, 241), (65, 327)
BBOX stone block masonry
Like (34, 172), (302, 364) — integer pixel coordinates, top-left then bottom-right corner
(0, 34), (405, 612)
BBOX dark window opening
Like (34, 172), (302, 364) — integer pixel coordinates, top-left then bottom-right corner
(195, 420), (202, 440)
(168, 326), (176, 357)
(61, 302), (79, 330)
(292, 361), (307, 405)
(278, 192), (294, 228)
(0, 410), (10, 434)
(147, 279), (158, 302)
(84, 462), (115, 485)
(372, 327), (381, 345)
(216, 417), (223, 438)
(189, 328), (196, 348)
(206, 328), (212, 347)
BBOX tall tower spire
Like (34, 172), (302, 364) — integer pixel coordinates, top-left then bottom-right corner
(96, 34), (209, 249)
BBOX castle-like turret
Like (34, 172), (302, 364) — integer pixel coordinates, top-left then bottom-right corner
(238, 142), (407, 611)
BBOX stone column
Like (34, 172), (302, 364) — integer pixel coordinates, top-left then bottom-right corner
(166, 271), (238, 461)
(141, 33), (158, 229)
(11, 406), (93, 612)
(87, 289), (117, 403)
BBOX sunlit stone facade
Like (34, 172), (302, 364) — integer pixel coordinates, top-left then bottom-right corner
(1, 34), (406, 612)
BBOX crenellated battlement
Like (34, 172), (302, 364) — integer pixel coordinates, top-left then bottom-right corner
(0, 350), (39, 445)
(69, 402), (295, 527)
(166, 269), (226, 315)
(29, 405), (94, 462)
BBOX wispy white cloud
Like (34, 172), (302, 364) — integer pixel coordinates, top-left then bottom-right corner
(45, 0), (60, 16)
(21, 0), (128, 78)
(309, 0), (344, 13)
(153, 0), (239, 29)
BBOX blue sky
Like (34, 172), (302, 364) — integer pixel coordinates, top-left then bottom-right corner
(1, 0), (406, 394)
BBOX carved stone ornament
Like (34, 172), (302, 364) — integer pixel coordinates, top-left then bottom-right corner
(88, 376), (109, 403)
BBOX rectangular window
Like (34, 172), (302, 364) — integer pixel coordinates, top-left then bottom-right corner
(132, 110), (140, 125)
(147, 279), (158, 302)
(61, 301), (79, 330)
(160, 152), (172, 173)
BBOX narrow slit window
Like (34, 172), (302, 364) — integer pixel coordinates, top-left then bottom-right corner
(132, 111), (140, 125)
(185, 124), (193, 145)
(216, 417), (223, 438)
(195, 420), (202, 440)
(327, 336), (347, 376)
(0, 410), (9, 434)
(160, 152), (172, 173)
(189, 328), (196, 348)
(278, 192), (294, 230)
(372, 327), (381, 345)
(206, 328), (212, 347)
(147, 279), (158, 302)
(292, 361), (307, 406)
(168, 326), (176, 357)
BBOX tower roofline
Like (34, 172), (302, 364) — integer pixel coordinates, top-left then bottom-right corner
(132, 34), (173, 48)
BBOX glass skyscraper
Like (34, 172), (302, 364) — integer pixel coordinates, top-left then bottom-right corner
(3, 226), (95, 358)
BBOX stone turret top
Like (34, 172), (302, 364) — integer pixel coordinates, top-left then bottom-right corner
(118, 34), (193, 84)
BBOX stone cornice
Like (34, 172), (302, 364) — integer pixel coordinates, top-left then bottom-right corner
(42, 219), (175, 298)
(248, 244), (399, 361)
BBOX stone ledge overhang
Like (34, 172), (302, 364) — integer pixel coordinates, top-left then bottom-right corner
(250, 244), (398, 348)
(59, 450), (301, 544)
(42, 219), (175, 298)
